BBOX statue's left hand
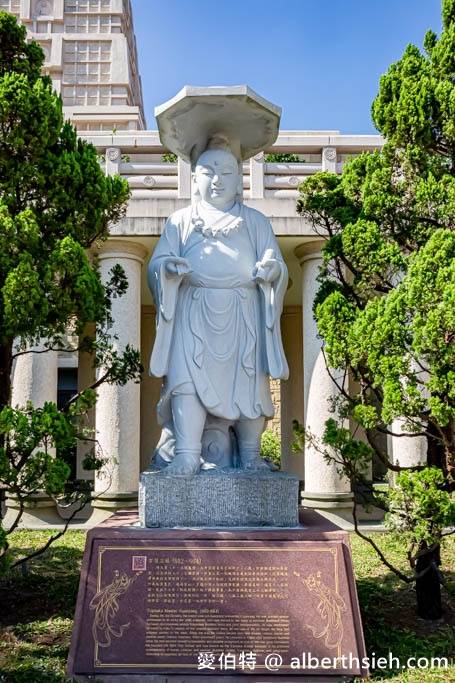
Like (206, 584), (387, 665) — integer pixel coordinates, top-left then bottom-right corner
(253, 257), (281, 283)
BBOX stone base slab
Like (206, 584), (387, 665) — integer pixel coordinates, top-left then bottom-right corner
(301, 491), (355, 527)
(139, 469), (299, 527)
(3, 492), (64, 529)
(67, 509), (368, 681)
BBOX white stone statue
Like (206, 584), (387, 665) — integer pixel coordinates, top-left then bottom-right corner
(148, 86), (288, 476)
(148, 145), (288, 476)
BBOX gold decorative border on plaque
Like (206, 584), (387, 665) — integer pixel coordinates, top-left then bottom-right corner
(92, 544), (344, 670)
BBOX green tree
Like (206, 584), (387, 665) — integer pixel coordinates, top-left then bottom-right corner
(0, 12), (141, 572)
(260, 428), (281, 469)
(162, 152), (178, 163)
(296, 0), (455, 619)
(264, 153), (303, 163)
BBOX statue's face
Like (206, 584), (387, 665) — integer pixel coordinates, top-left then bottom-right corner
(194, 149), (240, 208)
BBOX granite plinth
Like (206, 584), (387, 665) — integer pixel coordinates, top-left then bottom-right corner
(139, 469), (299, 528)
(67, 509), (368, 682)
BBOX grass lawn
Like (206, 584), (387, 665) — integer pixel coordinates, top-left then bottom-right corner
(0, 529), (453, 682)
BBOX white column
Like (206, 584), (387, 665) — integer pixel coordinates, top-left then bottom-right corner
(105, 147), (121, 177)
(391, 360), (428, 469)
(249, 152), (265, 199)
(178, 156), (192, 198)
(11, 342), (58, 410)
(391, 419), (427, 468)
(322, 147), (338, 173)
(295, 242), (353, 525)
(92, 240), (147, 517)
(6, 342), (60, 528)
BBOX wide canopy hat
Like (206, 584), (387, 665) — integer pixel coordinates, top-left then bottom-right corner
(155, 85), (281, 166)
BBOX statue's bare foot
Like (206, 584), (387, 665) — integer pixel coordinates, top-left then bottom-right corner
(164, 452), (200, 476)
(239, 452), (271, 471)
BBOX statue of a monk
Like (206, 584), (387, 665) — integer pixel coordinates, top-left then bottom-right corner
(148, 145), (288, 475)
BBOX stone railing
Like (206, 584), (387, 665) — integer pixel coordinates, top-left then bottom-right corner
(81, 130), (384, 201)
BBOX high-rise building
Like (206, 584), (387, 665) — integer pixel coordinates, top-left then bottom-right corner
(0, 0), (145, 131)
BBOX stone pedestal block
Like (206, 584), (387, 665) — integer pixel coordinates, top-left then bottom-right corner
(139, 470), (299, 528)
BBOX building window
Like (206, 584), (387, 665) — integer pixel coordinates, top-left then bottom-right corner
(65, 13), (121, 33)
(57, 368), (78, 479)
(62, 39), (112, 105)
(64, 39), (112, 63)
(0, 0), (20, 14)
(57, 368), (78, 411)
(64, 0), (111, 12)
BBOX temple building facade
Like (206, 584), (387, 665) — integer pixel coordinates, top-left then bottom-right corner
(3, 0), (424, 528)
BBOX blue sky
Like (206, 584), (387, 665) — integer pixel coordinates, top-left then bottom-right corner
(130, 0), (442, 134)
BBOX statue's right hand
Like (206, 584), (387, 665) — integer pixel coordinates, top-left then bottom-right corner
(164, 257), (192, 278)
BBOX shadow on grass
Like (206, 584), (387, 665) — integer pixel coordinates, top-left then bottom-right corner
(0, 543), (84, 627)
(356, 573), (455, 680)
(0, 656), (72, 683)
(0, 543), (83, 681)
